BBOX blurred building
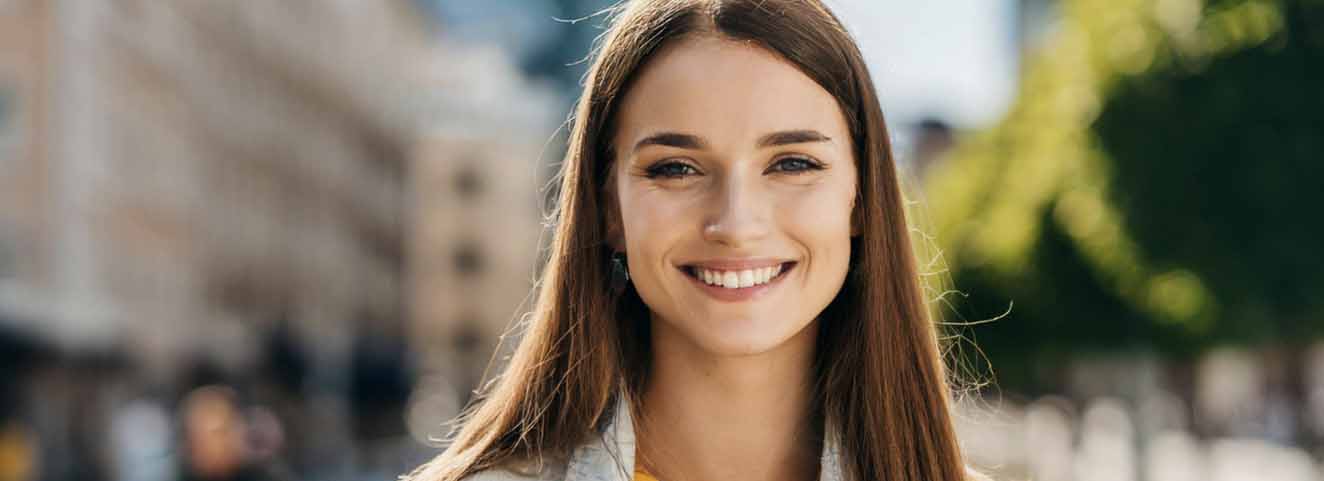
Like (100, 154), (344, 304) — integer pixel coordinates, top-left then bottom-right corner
(0, 0), (52, 331)
(0, 0), (445, 478)
(0, 0), (427, 381)
(407, 42), (560, 415)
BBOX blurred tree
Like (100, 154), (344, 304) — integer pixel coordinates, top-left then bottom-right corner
(1095, 0), (1324, 345)
(925, 0), (1323, 393)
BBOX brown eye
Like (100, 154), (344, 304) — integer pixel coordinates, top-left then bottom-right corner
(645, 161), (699, 179)
(768, 156), (823, 174)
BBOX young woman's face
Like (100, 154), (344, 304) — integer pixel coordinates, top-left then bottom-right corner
(610, 36), (857, 357)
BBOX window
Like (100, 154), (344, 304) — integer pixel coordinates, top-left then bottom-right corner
(0, 232), (14, 280)
(453, 163), (484, 199)
(451, 241), (485, 277)
(0, 86), (20, 168)
(0, 86), (19, 280)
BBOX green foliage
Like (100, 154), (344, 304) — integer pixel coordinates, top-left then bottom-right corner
(925, 0), (1323, 392)
(1096, 0), (1324, 344)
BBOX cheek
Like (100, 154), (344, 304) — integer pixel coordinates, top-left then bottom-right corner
(618, 188), (693, 258)
(618, 189), (701, 310)
(775, 181), (855, 251)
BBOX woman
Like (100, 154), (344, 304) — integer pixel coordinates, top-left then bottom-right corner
(406, 1), (980, 480)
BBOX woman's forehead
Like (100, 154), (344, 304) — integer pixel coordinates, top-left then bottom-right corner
(613, 36), (851, 153)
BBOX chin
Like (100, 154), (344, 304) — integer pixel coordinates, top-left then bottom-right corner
(685, 316), (817, 358)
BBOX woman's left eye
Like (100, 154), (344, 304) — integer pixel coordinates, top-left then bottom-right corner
(768, 156), (823, 174)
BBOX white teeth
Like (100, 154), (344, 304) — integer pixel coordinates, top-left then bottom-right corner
(695, 264), (787, 289)
(722, 271), (739, 288)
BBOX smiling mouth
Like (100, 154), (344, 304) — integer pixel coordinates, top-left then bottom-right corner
(680, 262), (797, 289)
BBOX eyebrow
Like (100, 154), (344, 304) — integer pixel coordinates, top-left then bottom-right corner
(756, 129), (833, 147)
(633, 132), (707, 152)
(632, 129), (833, 152)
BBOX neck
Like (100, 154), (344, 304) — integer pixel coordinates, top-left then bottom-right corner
(635, 318), (821, 481)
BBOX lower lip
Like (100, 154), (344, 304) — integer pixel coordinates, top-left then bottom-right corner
(680, 263), (795, 303)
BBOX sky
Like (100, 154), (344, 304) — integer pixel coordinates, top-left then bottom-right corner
(425, 0), (1023, 131)
(829, 0), (1020, 129)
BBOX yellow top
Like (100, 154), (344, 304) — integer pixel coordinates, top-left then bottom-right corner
(634, 468), (660, 481)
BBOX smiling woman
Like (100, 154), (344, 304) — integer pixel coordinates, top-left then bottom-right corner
(403, 1), (982, 481)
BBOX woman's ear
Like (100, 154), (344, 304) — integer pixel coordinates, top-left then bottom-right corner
(606, 204), (625, 252)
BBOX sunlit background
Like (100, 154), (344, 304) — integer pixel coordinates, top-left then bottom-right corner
(0, 0), (1320, 480)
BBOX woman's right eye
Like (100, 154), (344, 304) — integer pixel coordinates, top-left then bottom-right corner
(644, 161), (699, 179)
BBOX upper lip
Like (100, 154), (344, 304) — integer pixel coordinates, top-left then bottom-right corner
(680, 258), (794, 271)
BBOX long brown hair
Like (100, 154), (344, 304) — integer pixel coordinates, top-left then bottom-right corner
(407, 1), (969, 480)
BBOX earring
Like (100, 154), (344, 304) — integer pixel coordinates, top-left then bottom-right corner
(610, 251), (631, 291)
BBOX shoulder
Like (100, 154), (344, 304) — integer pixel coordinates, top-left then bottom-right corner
(459, 458), (569, 481)
(456, 470), (539, 481)
(964, 465), (995, 481)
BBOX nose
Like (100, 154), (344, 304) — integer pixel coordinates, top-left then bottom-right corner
(702, 171), (771, 248)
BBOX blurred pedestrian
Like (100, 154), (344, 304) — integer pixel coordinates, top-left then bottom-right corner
(180, 386), (284, 481)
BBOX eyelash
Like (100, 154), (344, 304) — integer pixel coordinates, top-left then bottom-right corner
(643, 156), (824, 179)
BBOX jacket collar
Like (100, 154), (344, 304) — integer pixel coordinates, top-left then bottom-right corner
(565, 394), (845, 481)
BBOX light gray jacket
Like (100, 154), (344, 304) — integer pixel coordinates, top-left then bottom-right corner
(461, 394), (847, 481)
